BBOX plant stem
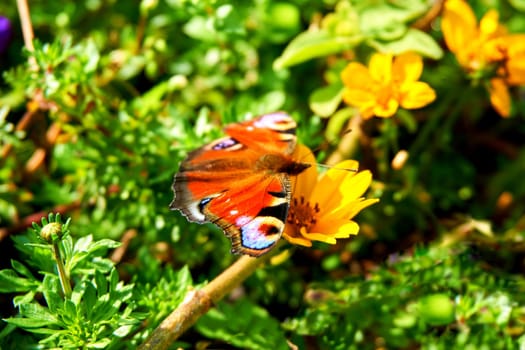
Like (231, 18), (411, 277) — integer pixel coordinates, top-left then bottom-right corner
(16, 0), (34, 52)
(138, 253), (274, 350)
(52, 241), (72, 298)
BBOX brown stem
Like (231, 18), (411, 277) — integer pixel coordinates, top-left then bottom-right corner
(110, 229), (137, 263)
(138, 253), (274, 350)
(412, 0), (444, 31)
(16, 0), (35, 52)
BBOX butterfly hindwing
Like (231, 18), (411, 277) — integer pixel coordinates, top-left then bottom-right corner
(170, 112), (309, 257)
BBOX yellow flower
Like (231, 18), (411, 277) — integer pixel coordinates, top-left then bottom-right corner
(341, 52), (436, 119)
(284, 145), (379, 247)
(441, 0), (525, 117)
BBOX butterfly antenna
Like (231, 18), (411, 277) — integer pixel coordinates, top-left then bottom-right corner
(317, 163), (358, 173)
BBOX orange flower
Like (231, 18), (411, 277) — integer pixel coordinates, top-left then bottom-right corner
(341, 52), (436, 119)
(284, 145), (379, 247)
(441, 0), (525, 117)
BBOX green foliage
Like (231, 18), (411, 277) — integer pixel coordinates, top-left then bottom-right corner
(284, 245), (525, 349)
(196, 298), (289, 350)
(0, 214), (193, 349)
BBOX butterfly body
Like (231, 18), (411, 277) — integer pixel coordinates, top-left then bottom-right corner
(170, 112), (310, 256)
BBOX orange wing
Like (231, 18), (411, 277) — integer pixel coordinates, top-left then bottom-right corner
(170, 112), (307, 256)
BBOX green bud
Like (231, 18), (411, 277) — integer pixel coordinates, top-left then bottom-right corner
(40, 222), (63, 243)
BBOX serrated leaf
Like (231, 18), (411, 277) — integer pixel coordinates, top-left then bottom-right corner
(309, 84), (344, 117)
(83, 281), (98, 315)
(68, 237), (119, 273)
(4, 317), (54, 329)
(16, 303), (61, 327)
(368, 28), (443, 60)
(274, 30), (363, 69)
(0, 269), (37, 293)
(63, 299), (77, 321)
(95, 269), (108, 296)
(91, 295), (116, 323)
(13, 291), (37, 307)
(11, 260), (37, 280)
(43, 275), (63, 314)
(73, 234), (94, 252)
(60, 234), (74, 262)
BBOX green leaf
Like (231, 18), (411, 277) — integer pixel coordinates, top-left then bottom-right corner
(309, 84), (344, 117)
(254, 90), (286, 115)
(10, 260), (36, 280)
(13, 291), (37, 307)
(274, 30), (363, 69)
(368, 28), (443, 60)
(183, 16), (216, 41)
(325, 107), (355, 142)
(89, 338), (112, 348)
(0, 269), (37, 293)
(95, 269), (108, 296)
(113, 324), (134, 337)
(196, 299), (288, 350)
(83, 281), (98, 315)
(509, 0), (525, 11)
(13, 303), (61, 328)
(4, 317), (53, 329)
(359, 2), (427, 35)
(43, 275), (62, 314)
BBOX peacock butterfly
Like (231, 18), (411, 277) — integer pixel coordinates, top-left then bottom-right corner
(170, 112), (311, 257)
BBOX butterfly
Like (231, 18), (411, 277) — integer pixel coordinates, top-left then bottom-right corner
(170, 112), (311, 257)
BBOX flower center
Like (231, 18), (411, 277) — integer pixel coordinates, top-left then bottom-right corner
(287, 196), (320, 231)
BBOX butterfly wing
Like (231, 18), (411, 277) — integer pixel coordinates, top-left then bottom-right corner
(171, 112), (299, 256)
(224, 112), (297, 155)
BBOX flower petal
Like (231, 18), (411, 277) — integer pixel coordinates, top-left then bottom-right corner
(291, 144), (318, 200)
(282, 229), (313, 247)
(341, 62), (373, 89)
(442, 0), (477, 54)
(338, 170), (374, 203)
(507, 55), (525, 85)
(332, 198), (380, 220)
(309, 220), (360, 242)
(342, 88), (377, 107)
(310, 160), (360, 211)
(369, 53), (393, 82)
(393, 52), (423, 82)
(479, 9), (502, 38)
(489, 78), (511, 117)
(399, 81), (436, 109)
(373, 97), (399, 118)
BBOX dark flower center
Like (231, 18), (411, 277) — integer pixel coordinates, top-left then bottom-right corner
(287, 196), (320, 231)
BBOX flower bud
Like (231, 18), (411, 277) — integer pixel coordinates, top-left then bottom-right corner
(40, 222), (63, 243)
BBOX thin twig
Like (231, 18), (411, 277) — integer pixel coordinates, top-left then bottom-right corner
(412, 0), (444, 31)
(16, 0), (35, 52)
(138, 253), (275, 350)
